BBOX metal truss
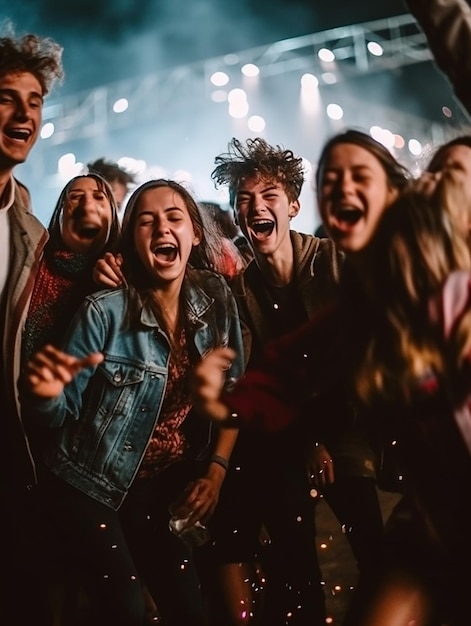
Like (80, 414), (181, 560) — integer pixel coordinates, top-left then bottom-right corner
(42, 13), (439, 145)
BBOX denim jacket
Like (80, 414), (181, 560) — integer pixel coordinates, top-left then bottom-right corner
(29, 269), (244, 510)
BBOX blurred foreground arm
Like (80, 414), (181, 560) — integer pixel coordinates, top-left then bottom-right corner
(406, 0), (471, 115)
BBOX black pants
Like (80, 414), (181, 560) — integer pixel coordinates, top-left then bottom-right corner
(41, 463), (206, 626)
(0, 482), (55, 626)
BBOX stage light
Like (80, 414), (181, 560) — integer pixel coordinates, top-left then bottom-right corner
(228, 88), (249, 118)
(408, 138), (423, 156)
(370, 126), (395, 149)
(318, 48), (335, 62)
(117, 157), (146, 176)
(40, 122), (55, 139)
(300, 73), (321, 116)
(394, 134), (405, 149)
(113, 98), (128, 113)
(58, 153), (82, 179)
(228, 88), (247, 104)
(248, 115), (265, 132)
(229, 100), (249, 118)
(326, 103), (343, 120)
(301, 73), (319, 89)
(210, 71), (229, 86)
(367, 42), (384, 57)
(241, 63), (260, 77)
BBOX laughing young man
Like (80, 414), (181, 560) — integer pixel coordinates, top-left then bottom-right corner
(202, 137), (384, 626)
(0, 27), (63, 626)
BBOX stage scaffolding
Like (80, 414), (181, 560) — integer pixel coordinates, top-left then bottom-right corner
(41, 13), (452, 146)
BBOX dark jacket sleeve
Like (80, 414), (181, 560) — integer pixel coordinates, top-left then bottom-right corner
(222, 303), (342, 432)
(406, 0), (471, 115)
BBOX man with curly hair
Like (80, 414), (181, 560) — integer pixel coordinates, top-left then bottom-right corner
(202, 137), (383, 626)
(0, 25), (64, 626)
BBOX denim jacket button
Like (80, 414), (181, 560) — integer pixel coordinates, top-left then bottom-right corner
(113, 372), (122, 383)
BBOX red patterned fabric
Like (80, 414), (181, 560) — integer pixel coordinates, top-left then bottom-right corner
(138, 328), (192, 478)
(23, 250), (94, 363)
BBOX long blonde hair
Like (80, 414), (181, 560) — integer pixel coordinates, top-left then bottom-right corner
(351, 170), (471, 405)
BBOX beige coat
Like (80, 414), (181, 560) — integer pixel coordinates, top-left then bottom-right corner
(2, 181), (48, 487)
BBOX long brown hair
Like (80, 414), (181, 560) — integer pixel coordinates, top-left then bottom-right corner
(118, 179), (226, 350)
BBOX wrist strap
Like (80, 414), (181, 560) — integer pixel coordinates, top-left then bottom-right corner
(209, 454), (229, 471)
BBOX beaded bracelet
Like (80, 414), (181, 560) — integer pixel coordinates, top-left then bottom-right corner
(209, 454), (229, 471)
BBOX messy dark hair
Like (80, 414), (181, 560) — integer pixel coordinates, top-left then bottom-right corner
(211, 137), (305, 207)
(0, 24), (64, 95)
(87, 157), (136, 187)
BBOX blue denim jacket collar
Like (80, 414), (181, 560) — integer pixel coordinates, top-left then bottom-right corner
(139, 273), (216, 328)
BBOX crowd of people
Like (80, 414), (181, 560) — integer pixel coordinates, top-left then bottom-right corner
(2, 1), (471, 625)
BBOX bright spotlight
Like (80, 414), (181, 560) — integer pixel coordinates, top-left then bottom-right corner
(326, 103), (344, 120)
(241, 63), (260, 77)
(301, 73), (319, 89)
(300, 74), (321, 115)
(318, 48), (335, 62)
(229, 100), (249, 118)
(367, 42), (384, 56)
(228, 88), (247, 104)
(408, 139), (423, 156)
(40, 122), (55, 139)
(248, 115), (265, 132)
(117, 157), (146, 175)
(58, 153), (81, 179)
(394, 134), (405, 149)
(210, 71), (229, 86)
(370, 126), (395, 149)
(113, 98), (128, 113)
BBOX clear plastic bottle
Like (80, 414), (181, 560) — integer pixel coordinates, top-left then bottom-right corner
(168, 513), (210, 548)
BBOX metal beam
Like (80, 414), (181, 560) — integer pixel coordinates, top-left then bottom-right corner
(42, 13), (436, 144)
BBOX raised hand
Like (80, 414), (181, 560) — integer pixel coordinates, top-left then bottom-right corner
(93, 251), (126, 288)
(191, 347), (235, 422)
(26, 344), (103, 398)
